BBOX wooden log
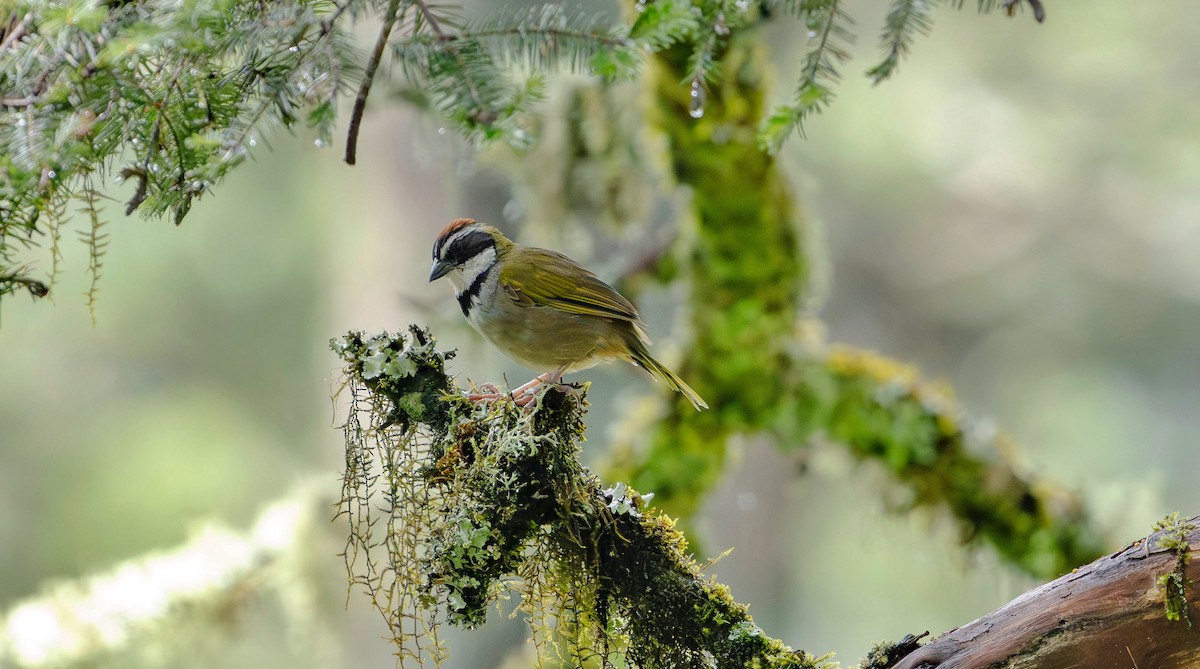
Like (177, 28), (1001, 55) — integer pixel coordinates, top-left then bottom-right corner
(892, 517), (1200, 668)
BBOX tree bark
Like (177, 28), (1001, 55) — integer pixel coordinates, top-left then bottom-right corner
(892, 517), (1200, 668)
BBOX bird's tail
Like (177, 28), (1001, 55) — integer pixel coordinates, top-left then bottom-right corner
(628, 346), (708, 411)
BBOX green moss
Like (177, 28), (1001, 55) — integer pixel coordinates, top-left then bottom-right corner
(612, 28), (809, 522)
(1153, 513), (1196, 627)
(791, 345), (1106, 578)
(597, 507), (827, 669)
(857, 633), (926, 669)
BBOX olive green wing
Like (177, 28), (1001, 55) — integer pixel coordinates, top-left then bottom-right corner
(499, 247), (641, 323)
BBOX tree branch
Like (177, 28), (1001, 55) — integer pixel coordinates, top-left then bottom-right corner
(332, 327), (1196, 668)
(343, 0), (401, 165)
(0, 486), (337, 667)
(331, 327), (830, 668)
(610, 26), (1103, 576)
(891, 516), (1200, 668)
(804, 344), (1105, 577)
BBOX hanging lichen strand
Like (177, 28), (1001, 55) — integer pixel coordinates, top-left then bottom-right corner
(331, 327), (830, 669)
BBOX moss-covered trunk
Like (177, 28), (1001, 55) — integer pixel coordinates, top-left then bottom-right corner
(615, 31), (810, 519)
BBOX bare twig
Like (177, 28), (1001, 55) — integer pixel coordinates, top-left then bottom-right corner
(320, 0), (355, 35)
(124, 113), (160, 215)
(412, 0), (445, 37)
(1027, 0), (1045, 22)
(344, 0), (402, 165)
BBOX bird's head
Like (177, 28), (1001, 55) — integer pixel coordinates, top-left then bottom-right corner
(429, 218), (513, 290)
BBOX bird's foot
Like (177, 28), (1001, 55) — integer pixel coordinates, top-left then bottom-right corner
(465, 373), (575, 409)
(463, 378), (548, 406)
(511, 373), (554, 407)
(510, 370), (570, 405)
(464, 382), (504, 402)
(512, 392), (538, 408)
(517, 379), (586, 411)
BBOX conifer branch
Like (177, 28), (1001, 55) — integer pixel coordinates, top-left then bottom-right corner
(0, 0), (1049, 310)
(867, 0), (935, 84)
(412, 0), (447, 38)
(0, 272), (49, 299)
(125, 116), (160, 216)
(758, 0), (851, 153)
(413, 0), (485, 113)
(79, 181), (106, 324)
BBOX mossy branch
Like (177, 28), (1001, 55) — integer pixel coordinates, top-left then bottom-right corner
(794, 344), (1105, 577)
(331, 327), (831, 669)
(600, 13), (1103, 579)
(0, 486), (338, 668)
(605, 30), (807, 530)
(614, 337), (1106, 579)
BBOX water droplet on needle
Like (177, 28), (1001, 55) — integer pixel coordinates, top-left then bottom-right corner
(688, 81), (706, 119)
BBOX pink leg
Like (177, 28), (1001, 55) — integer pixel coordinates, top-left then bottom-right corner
(510, 372), (552, 398)
(512, 368), (571, 407)
(464, 374), (552, 405)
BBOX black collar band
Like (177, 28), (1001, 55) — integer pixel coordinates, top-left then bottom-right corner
(457, 259), (495, 317)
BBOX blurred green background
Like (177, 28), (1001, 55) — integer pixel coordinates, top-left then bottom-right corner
(3, 0), (1199, 666)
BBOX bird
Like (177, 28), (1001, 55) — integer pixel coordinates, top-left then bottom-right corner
(429, 218), (707, 410)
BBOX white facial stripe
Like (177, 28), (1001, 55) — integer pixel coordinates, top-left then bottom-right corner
(458, 246), (497, 289)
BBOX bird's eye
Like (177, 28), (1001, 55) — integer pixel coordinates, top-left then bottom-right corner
(439, 232), (492, 267)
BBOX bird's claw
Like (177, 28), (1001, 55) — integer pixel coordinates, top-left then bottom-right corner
(512, 391), (538, 408)
(463, 382), (503, 403)
(464, 372), (575, 409)
(463, 386), (540, 407)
